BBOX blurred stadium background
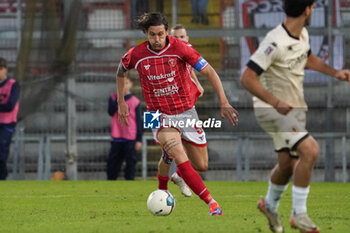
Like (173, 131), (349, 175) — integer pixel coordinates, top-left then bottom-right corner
(1, 0), (349, 182)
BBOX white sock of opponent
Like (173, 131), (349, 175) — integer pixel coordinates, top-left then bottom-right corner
(265, 180), (289, 213)
(292, 185), (310, 214)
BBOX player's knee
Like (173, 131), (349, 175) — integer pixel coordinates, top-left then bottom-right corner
(308, 139), (319, 159)
(165, 146), (184, 159)
(197, 166), (208, 172)
(301, 142), (319, 163)
(195, 163), (208, 172)
(309, 144), (319, 161)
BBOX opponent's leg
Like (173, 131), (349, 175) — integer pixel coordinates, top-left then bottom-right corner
(157, 127), (222, 215)
(290, 136), (320, 233)
(258, 150), (297, 233)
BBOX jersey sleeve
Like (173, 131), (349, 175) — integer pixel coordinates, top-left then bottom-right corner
(181, 43), (208, 72)
(248, 36), (279, 75)
(121, 48), (135, 71)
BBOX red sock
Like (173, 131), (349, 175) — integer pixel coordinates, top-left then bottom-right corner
(157, 174), (169, 190)
(177, 160), (212, 204)
(176, 168), (182, 178)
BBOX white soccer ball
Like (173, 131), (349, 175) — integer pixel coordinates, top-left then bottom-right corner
(147, 190), (175, 216)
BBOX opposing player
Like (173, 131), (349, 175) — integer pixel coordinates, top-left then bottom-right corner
(116, 12), (238, 216)
(240, 0), (350, 232)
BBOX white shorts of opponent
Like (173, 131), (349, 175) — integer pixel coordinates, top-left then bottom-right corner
(254, 107), (308, 157)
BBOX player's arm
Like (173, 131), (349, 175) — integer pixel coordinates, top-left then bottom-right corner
(200, 64), (238, 126)
(240, 66), (292, 115)
(306, 53), (350, 83)
(116, 61), (130, 126)
(191, 70), (204, 97)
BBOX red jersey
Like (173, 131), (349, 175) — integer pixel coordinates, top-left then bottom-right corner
(121, 36), (207, 115)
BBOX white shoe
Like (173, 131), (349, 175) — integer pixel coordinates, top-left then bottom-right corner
(290, 212), (320, 233)
(257, 198), (284, 233)
(171, 172), (192, 197)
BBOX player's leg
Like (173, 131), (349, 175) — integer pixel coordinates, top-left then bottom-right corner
(170, 141), (208, 197)
(258, 150), (296, 233)
(124, 141), (138, 180)
(290, 135), (320, 233)
(170, 107), (209, 196)
(157, 151), (192, 197)
(157, 150), (172, 190)
(106, 142), (124, 180)
(294, 136), (319, 187)
(157, 127), (222, 215)
(254, 108), (300, 232)
(182, 141), (208, 172)
(268, 150), (297, 208)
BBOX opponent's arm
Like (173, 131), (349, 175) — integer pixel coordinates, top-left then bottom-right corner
(240, 67), (292, 115)
(116, 61), (129, 126)
(200, 64), (238, 125)
(306, 53), (350, 83)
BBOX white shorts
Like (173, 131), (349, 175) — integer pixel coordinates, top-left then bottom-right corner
(152, 107), (207, 147)
(254, 107), (308, 156)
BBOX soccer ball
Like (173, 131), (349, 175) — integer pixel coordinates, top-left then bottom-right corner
(147, 190), (175, 216)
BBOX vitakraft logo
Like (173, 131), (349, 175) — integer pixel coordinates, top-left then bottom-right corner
(143, 110), (162, 129)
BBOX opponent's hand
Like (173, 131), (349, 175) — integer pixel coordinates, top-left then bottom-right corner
(334, 70), (350, 83)
(220, 102), (239, 126)
(275, 100), (293, 115)
(118, 101), (129, 126)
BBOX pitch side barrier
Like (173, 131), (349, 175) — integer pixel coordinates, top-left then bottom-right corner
(141, 132), (349, 182)
(9, 133), (349, 182)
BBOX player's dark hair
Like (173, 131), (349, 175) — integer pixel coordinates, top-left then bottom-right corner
(283, 0), (315, 17)
(0, 57), (7, 68)
(171, 24), (185, 31)
(136, 12), (168, 33)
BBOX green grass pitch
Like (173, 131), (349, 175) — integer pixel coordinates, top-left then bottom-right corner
(0, 181), (349, 233)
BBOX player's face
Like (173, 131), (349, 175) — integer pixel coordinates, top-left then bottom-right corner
(146, 25), (169, 51)
(0, 67), (7, 80)
(304, 4), (315, 26)
(171, 28), (189, 42)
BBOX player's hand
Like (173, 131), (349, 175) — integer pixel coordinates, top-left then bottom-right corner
(220, 103), (239, 126)
(334, 70), (350, 83)
(118, 101), (129, 126)
(275, 100), (293, 115)
(135, 141), (142, 152)
(198, 84), (204, 97)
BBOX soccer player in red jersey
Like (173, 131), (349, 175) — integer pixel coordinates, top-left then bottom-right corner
(116, 12), (238, 216)
(165, 24), (206, 197)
